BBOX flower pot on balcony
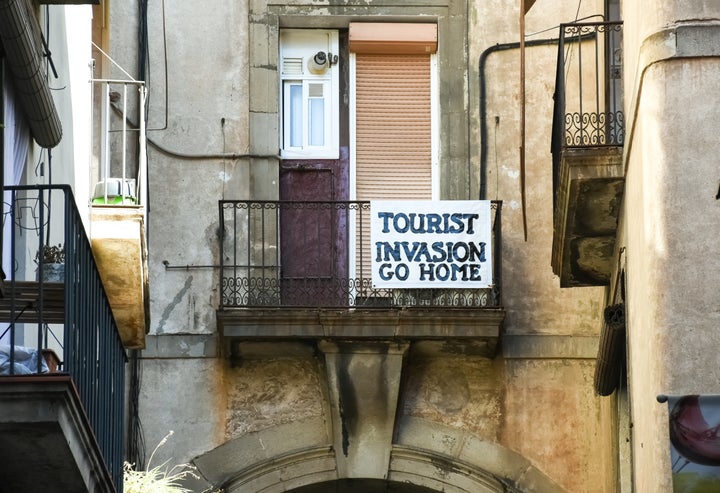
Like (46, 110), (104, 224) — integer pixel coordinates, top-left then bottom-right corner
(35, 244), (65, 282)
(40, 263), (65, 282)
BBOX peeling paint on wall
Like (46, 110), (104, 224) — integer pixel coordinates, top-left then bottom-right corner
(156, 275), (193, 334)
(225, 357), (325, 439)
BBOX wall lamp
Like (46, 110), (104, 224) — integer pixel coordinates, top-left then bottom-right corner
(308, 51), (339, 74)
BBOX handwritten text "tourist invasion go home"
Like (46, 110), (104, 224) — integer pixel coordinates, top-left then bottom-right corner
(373, 212), (488, 283)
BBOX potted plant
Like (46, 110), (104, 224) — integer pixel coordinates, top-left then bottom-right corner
(35, 243), (65, 282)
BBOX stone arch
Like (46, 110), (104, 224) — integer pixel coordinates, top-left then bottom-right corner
(190, 417), (566, 492)
(286, 479), (446, 492)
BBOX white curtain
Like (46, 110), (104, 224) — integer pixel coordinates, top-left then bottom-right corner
(1, 68), (30, 345)
(3, 68), (30, 281)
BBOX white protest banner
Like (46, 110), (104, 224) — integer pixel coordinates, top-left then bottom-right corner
(370, 200), (493, 288)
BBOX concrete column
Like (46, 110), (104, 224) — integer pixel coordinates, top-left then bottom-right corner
(318, 340), (409, 479)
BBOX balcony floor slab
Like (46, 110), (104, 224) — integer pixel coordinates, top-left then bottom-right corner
(218, 307), (505, 358)
(0, 376), (115, 492)
(552, 146), (624, 287)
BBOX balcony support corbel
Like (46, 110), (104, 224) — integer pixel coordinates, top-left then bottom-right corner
(318, 340), (409, 479)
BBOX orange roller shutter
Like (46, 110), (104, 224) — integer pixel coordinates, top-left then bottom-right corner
(355, 53), (432, 201)
(354, 53), (432, 283)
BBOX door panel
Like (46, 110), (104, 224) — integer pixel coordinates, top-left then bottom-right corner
(279, 147), (349, 306)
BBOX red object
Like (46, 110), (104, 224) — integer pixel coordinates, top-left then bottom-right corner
(670, 395), (720, 466)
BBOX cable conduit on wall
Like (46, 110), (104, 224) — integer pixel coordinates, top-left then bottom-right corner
(479, 37), (559, 200)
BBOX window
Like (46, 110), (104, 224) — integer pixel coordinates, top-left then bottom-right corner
(348, 22), (438, 202)
(279, 29), (339, 159)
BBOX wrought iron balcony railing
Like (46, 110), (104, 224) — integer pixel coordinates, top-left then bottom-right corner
(0, 185), (126, 491)
(552, 21), (624, 149)
(551, 22), (624, 177)
(220, 200), (502, 309)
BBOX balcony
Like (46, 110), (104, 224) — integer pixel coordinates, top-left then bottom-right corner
(89, 77), (149, 349)
(217, 200), (504, 355)
(551, 21), (624, 287)
(0, 185), (126, 492)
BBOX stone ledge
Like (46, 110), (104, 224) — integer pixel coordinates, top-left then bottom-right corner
(218, 307), (504, 339)
(219, 307), (505, 358)
(502, 334), (599, 360)
(142, 333), (218, 358)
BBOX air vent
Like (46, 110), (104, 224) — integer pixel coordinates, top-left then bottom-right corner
(282, 57), (303, 75)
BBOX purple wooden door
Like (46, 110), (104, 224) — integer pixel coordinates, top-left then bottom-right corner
(279, 147), (349, 306)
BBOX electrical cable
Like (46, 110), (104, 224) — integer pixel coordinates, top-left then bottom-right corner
(574, 0), (583, 22)
(126, 349), (146, 468)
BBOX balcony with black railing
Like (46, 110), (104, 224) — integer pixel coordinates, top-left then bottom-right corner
(551, 21), (625, 288)
(0, 185), (126, 493)
(217, 200), (505, 354)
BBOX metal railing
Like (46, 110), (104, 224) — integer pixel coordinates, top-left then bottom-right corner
(551, 21), (624, 163)
(0, 185), (126, 491)
(552, 21), (624, 149)
(220, 200), (502, 309)
(91, 77), (148, 208)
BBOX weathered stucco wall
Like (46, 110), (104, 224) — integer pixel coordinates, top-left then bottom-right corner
(139, 339), (610, 491)
(622, 58), (720, 492)
(501, 359), (614, 491)
(224, 354), (327, 439)
(617, 1), (720, 489)
(138, 357), (227, 467)
(469, 0), (606, 335)
(621, 0), (720, 110)
(110, 0), (252, 339)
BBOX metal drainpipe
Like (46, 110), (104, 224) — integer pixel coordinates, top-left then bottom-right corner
(478, 37), (560, 200)
(478, 32), (598, 200)
(0, 0), (62, 148)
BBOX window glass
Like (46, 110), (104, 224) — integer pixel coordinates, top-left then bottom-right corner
(288, 83), (303, 147)
(308, 83), (325, 146)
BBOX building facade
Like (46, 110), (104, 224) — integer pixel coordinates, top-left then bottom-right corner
(3, 0), (718, 491)
(106, 0), (616, 491)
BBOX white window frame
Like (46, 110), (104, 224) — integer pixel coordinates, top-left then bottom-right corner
(282, 79), (332, 151)
(279, 29), (339, 159)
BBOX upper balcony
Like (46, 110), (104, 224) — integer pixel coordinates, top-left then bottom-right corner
(0, 185), (126, 492)
(89, 76), (149, 350)
(551, 21), (624, 287)
(217, 200), (505, 356)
